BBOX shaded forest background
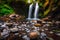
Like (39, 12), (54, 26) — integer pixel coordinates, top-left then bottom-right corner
(0, 0), (60, 20)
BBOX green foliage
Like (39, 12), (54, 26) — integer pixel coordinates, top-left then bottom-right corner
(0, 4), (14, 16)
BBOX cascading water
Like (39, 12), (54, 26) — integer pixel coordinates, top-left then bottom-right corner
(27, 3), (33, 20)
(27, 2), (40, 20)
(33, 2), (39, 20)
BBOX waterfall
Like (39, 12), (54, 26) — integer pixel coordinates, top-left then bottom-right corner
(27, 2), (40, 20)
(33, 2), (39, 20)
(27, 3), (33, 20)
